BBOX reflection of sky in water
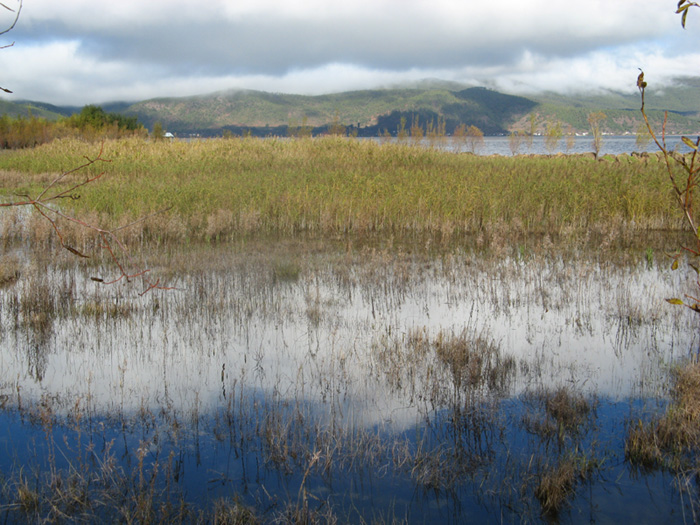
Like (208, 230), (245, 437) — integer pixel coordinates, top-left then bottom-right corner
(384, 135), (697, 157)
(0, 248), (697, 522)
(0, 251), (696, 429)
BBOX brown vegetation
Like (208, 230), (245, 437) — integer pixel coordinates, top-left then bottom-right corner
(625, 359), (700, 471)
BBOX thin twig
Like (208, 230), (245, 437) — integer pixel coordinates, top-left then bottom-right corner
(0, 143), (174, 294)
(640, 74), (700, 313)
(0, 0), (21, 38)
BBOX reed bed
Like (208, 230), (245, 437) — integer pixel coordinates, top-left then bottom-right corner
(0, 137), (685, 244)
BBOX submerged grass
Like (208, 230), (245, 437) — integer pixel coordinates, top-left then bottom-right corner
(0, 254), (20, 288)
(626, 359), (700, 471)
(518, 386), (601, 516)
(522, 386), (595, 447)
(624, 359), (700, 522)
(0, 239), (694, 522)
(0, 137), (686, 243)
(0, 131), (695, 522)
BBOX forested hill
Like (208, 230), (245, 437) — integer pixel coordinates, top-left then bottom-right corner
(119, 80), (700, 136)
(2, 78), (700, 137)
(118, 86), (532, 136)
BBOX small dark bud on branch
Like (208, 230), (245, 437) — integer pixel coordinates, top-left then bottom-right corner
(64, 245), (90, 258)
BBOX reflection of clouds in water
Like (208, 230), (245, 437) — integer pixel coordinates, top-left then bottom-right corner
(382, 135), (694, 157)
(0, 251), (694, 431)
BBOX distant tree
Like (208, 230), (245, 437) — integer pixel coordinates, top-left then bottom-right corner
(544, 120), (562, 153)
(73, 105), (107, 129)
(287, 117), (299, 138)
(508, 130), (524, 156)
(410, 115), (424, 141)
(425, 119), (435, 137)
(328, 110), (346, 136)
(0, 113), (57, 149)
(635, 122), (651, 151)
(152, 121), (165, 141)
(379, 128), (392, 145)
(465, 125), (484, 154)
(66, 105), (140, 132)
(425, 118), (438, 148)
(453, 123), (466, 151)
(587, 111), (607, 158)
(436, 115), (447, 149)
(397, 116), (408, 141)
(298, 115), (312, 138)
(438, 116), (446, 137)
(564, 125), (576, 153)
(526, 113), (537, 152)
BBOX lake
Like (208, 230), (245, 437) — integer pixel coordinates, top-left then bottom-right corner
(377, 134), (697, 157)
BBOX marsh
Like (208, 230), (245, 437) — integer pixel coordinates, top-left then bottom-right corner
(0, 234), (696, 523)
(0, 138), (697, 522)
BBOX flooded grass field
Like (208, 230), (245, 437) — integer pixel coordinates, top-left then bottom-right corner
(0, 137), (697, 522)
(0, 233), (697, 523)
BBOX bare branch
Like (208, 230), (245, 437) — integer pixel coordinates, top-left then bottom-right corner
(0, 0), (21, 38)
(640, 69), (700, 313)
(0, 144), (174, 294)
(0, 1), (21, 93)
(0, 1), (172, 294)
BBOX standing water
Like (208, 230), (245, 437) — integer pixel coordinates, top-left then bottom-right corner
(0, 238), (697, 523)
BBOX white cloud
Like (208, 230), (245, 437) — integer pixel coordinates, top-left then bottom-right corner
(0, 0), (696, 105)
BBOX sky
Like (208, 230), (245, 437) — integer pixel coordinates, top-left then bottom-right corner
(0, 0), (698, 106)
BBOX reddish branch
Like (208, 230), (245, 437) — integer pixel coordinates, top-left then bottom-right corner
(0, 143), (173, 295)
(0, 0), (21, 92)
(639, 79), (700, 313)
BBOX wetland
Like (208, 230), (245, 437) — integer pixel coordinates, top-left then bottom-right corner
(0, 138), (697, 523)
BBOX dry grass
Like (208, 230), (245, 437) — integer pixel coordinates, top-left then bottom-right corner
(522, 387), (594, 448)
(212, 498), (259, 524)
(0, 136), (685, 244)
(625, 359), (700, 470)
(75, 299), (136, 320)
(0, 254), (20, 287)
(518, 386), (600, 516)
(373, 325), (517, 410)
(433, 329), (516, 394)
(534, 458), (577, 515)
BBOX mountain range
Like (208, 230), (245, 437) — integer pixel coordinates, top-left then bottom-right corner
(3, 78), (700, 137)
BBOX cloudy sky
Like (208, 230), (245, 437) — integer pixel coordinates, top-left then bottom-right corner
(0, 0), (697, 106)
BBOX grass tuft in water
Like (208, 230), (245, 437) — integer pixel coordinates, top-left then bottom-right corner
(0, 254), (20, 287)
(626, 359), (700, 471)
(522, 386), (595, 448)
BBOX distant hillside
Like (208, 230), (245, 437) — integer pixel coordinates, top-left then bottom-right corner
(525, 77), (700, 135)
(530, 77), (700, 113)
(1, 77), (700, 137)
(123, 86), (539, 136)
(0, 99), (67, 120)
(122, 81), (700, 137)
(370, 88), (537, 136)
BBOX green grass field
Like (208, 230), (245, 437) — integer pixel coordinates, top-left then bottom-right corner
(0, 136), (686, 243)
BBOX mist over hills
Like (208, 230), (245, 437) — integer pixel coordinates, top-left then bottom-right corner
(3, 78), (700, 137)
